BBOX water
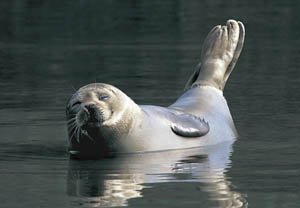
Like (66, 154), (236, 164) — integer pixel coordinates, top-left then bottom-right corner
(0, 0), (300, 207)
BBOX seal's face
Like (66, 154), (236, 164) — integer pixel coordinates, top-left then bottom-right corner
(66, 83), (127, 148)
(66, 83), (140, 159)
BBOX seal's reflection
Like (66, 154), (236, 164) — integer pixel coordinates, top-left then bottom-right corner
(67, 141), (247, 207)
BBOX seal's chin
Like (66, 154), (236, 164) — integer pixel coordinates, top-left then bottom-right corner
(80, 114), (104, 129)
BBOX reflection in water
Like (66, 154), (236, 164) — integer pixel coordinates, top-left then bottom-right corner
(68, 172), (144, 207)
(67, 141), (247, 207)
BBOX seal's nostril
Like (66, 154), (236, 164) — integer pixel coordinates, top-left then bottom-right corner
(85, 104), (96, 112)
(82, 104), (100, 125)
(84, 104), (98, 121)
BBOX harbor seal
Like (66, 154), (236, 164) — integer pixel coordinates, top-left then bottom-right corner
(66, 19), (245, 159)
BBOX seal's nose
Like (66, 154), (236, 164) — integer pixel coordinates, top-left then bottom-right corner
(85, 103), (96, 111)
(84, 103), (100, 123)
(84, 104), (97, 116)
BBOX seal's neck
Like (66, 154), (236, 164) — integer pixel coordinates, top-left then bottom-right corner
(102, 94), (143, 136)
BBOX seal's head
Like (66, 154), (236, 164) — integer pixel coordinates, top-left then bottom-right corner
(66, 83), (140, 158)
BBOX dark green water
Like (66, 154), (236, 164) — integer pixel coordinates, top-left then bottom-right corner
(0, 1), (299, 207)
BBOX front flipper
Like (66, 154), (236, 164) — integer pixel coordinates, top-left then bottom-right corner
(170, 113), (209, 137)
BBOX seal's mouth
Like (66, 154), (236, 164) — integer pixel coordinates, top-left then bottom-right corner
(80, 112), (103, 129)
(78, 104), (106, 129)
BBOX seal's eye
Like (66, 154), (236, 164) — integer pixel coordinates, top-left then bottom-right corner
(98, 95), (109, 101)
(71, 101), (81, 108)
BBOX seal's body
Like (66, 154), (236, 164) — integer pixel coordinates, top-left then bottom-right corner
(66, 20), (245, 158)
(137, 86), (236, 151)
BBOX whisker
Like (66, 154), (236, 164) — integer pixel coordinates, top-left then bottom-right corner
(69, 126), (78, 141)
(68, 123), (78, 131)
(71, 85), (77, 92)
(67, 113), (78, 116)
(68, 117), (95, 143)
(76, 127), (81, 143)
(82, 130), (94, 141)
(67, 118), (76, 124)
(67, 119), (77, 126)
(68, 121), (77, 129)
(67, 120), (76, 125)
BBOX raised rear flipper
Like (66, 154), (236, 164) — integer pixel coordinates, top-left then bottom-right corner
(185, 20), (245, 91)
(170, 112), (209, 137)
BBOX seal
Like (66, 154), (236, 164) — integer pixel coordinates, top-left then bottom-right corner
(66, 19), (245, 159)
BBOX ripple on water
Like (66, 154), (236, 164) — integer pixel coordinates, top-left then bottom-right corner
(0, 143), (68, 162)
